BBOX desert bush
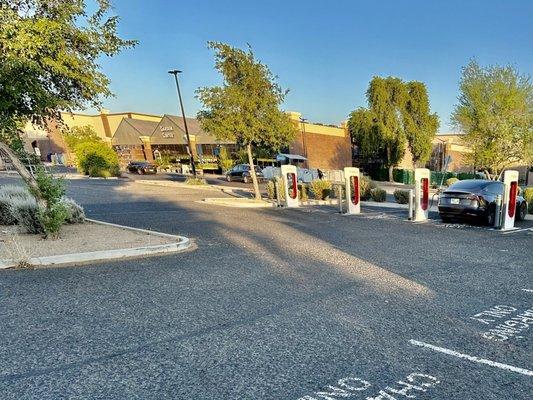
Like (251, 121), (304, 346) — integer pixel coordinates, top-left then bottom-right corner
(523, 187), (533, 214)
(0, 185), (31, 225)
(360, 175), (377, 200)
(393, 189), (410, 204)
(185, 177), (206, 185)
(298, 183), (308, 200)
(370, 188), (387, 202)
(310, 179), (332, 200)
(33, 167), (68, 238)
(38, 203), (69, 237)
(266, 180), (276, 200)
(11, 197), (44, 234)
(61, 197), (86, 224)
(446, 177), (459, 186)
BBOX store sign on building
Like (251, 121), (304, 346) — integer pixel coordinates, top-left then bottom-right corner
(160, 126), (174, 138)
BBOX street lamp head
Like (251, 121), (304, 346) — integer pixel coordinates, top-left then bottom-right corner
(168, 69), (182, 75)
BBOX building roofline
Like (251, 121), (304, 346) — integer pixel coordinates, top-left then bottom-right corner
(60, 111), (162, 118)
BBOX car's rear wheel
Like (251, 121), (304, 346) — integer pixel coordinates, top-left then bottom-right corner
(243, 176), (249, 183)
(516, 202), (527, 221)
(137, 169), (143, 175)
(226, 175), (231, 182)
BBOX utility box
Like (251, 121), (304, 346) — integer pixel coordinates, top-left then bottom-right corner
(501, 170), (519, 231)
(413, 168), (430, 221)
(344, 167), (361, 214)
(281, 164), (299, 208)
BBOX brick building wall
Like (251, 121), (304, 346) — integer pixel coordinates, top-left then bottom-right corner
(289, 130), (352, 170)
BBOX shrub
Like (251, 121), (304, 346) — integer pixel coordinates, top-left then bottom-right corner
(394, 189), (410, 204)
(523, 187), (533, 214)
(61, 197), (86, 224)
(11, 197), (44, 234)
(0, 185), (31, 225)
(74, 141), (119, 176)
(446, 177), (459, 186)
(360, 175), (377, 200)
(266, 180), (276, 199)
(310, 179), (332, 200)
(185, 177), (206, 185)
(298, 183), (308, 201)
(38, 203), (69, 238)
(88, 166), (112, 178)
(33, 167), (68, 238)
(371, 188), (387, 202)
(457, 172), (476, 180)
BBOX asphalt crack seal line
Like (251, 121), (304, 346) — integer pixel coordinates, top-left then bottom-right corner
(409, 340), (533, 377)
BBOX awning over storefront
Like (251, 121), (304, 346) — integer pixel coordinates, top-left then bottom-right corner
(276, 153), (307, 162)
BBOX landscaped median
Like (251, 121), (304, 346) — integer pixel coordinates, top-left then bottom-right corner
(0, 219), (191, 270)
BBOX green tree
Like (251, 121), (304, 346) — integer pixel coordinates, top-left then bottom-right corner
(403, 81), (439, 166)
(0, 0), (135, 198)
(349, 76), (407, 181)
(63, 125), (103, 150)
(197, 42), (297, 199)
(452, 60), (533, 179)
(349, 77), (439, 180)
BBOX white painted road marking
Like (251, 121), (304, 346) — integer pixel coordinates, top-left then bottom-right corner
(522, 289), (533, 293)
(409, 339), (533, 377)
(501, 227), (533, 235)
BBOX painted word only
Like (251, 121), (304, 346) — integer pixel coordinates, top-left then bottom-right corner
(470, 304), (533, 341)
(298, 373), (440, 400)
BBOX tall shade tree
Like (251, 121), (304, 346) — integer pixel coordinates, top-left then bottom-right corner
(0, 0), (135, 198)
(348, 76), (407, 182)
(403, 81), (439, 166)
(197, 42), (297, 199)
(452, 60), (533, 179)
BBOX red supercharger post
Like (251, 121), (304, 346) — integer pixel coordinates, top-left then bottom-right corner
(344, 167), (361, 214)
(280, 164), (299, 208)
(501, 170), (519, 231)
(413, 168), (430, 221)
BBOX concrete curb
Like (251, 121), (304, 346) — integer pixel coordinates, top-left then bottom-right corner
(0, 219), (191, 270)
(201, 198), (276, 208)
(134, 179), (255, 195)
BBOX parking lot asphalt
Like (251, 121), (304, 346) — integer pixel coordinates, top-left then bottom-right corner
(0, 176), (532, 399)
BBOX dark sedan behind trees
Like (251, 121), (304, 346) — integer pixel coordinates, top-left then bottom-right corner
(438, 179), (528, 225)
(225, 164), (263, 183)
(126, 161), (157, 175)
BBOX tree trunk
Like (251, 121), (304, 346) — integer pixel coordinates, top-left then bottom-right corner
(0, 142), (46, 209)
(246, 143), (261, 200)
(386, 146), (394, 182)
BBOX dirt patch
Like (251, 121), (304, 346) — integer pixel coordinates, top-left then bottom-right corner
(0, 221), (176, 264)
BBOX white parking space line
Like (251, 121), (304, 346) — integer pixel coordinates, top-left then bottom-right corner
(501, 227), (533, 235)
(409, 340), (533, 377)
(522, 289), (533, 293)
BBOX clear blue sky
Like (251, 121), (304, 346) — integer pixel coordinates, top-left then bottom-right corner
(94, 0), (533, 132)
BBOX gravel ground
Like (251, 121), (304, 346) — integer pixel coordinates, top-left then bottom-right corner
(0, 176), (531, 399)
(0, 221), (174, 264)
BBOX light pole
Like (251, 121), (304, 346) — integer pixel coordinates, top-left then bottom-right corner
(168, 69), (196, 177)
(299, 116), (308, 167)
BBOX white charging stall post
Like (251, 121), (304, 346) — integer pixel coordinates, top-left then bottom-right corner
(413, 168), (430, 221)
(280, 164), (299, 208)
(344, 167), (361, 214)
(501, 170), (519, 230)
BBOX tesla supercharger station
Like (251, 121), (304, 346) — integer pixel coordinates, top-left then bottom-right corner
(344, 167), (361, 214)
(280, 164), (299, 208)
(501, 170), (519, 230)
(413, 168), (430, 222)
